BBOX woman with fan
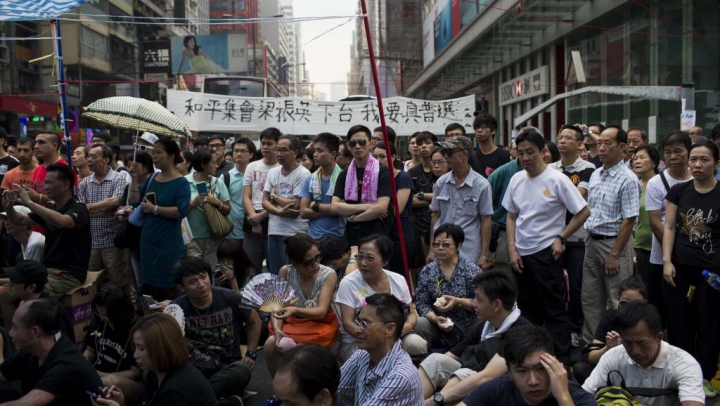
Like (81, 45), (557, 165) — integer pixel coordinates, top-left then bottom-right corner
(335, 234), (427, 362)
(264, 233), (339, 376)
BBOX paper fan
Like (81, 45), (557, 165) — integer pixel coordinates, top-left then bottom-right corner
(164, 304), (186, 336)
(241, 274), (299, 313)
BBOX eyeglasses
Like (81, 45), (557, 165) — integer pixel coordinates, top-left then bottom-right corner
(371, 136), (383, 143)
(208, 144), (225, 150)
(355, 254), (377, 263)
(134, 144), (153, 151)
(354, 318), (386, 329)
(589, 130), (601, 136)
(432, 241), (455, 249)
(349, 139), (368, 148)
(301, 253), (322, 267)
(234, 149), (250, 154)
(430, 160), (447, 166)
(274, 148), (290, 154)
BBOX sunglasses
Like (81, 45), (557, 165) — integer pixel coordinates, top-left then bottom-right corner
(432, 241), (455, 249)
(354, 318), (386, 330)
(301, 253), (322, 267)
(348, 139), (368, 148)
(134, 143), (154, 151)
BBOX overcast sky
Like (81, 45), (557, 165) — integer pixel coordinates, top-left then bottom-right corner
(295, 0), (357, 100)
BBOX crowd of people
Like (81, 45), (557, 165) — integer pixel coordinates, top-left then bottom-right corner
(0, 117), (716, 406)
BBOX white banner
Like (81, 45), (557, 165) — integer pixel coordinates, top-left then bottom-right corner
(166, 90), (475, 135)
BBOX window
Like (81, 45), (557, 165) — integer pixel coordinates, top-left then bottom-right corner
(81, 27), (109, 61)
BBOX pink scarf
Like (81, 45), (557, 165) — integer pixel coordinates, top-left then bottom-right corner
(345, 154), (379, 204)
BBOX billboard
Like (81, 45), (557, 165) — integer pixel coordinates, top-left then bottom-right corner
(433, 0), (452, 57)
(422, 0), (491, 67)
(140, 40), (172, 75)
(170, 34), (248, 75)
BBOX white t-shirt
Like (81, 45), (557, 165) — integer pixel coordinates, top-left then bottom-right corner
(242, 160), (280, 211)
(582, 341), (705, 406)
(645, 172), (692, 265)
(262, 165), (310, 236)
(23, 231), (45, 262)
(502, 166), (587, 256)
(335, 270), (412, 343)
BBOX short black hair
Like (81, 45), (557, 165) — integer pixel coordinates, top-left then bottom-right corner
(347, 125), (372, 141)
(46, 163), (75, 190)
(20, 299), (61, 336)
(690, 138), (720, 161)
(604, 125), (628, 144)
(357, 234), (393, 263)
(559, 124), (583, 141)
(614, 301), (663, 336)
(515, 126), (545, 152)
(503, 324), (554, 368)
(618, 274), (647, 299)
(279, 134), (303, 159)
(93, 131), (112, 142)
(174, 257), (211, 285)
(365, 293), (405, 341)
(194, 137), (209, 148)
(34, 131), (60, 148)
(662, 131), (692, 152)
(445, 123), (465, 136)
(319, 236), (350, 263)
(472, 113), (498, 131)
(545, 141), (560, 163)
(209, 135), (226, 146)
(277, 344), (340, 402)
(180, 150), (193, 164)
(132, 151), (154, 174)
(588, 123), (606, 133)
(313, 133), (340, 154)
(433, 223), (465, 245)
(191, 148), (214, 172)
(104, 142), (120, 162)
(16, 138), (35, 148)
(416, 131), (437, 145)
(340, 142), (353, 159)
(627, 126), (648, 142)
(473, 270), (518, 311)
(231, 138), (258, 157)
(284, 233), (318, 265)
(373, 126), (396, 144)
(375, 141), (396, 157)
(156, 138), (182, 164)
(260, 127), (282, 143)
(90, 144), (113, 163)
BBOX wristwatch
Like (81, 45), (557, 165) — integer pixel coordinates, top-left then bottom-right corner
(246, 350), (257, 360)
(270, 193), (276, 203)
(433, 392), (444, 406)
(312, 201), (320, 212)
(556, 235), (567, 245)
(418, 191), (425, 201)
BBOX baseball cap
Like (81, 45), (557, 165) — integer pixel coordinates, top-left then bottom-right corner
(0, 205), (32, 219)
(4, 260), (48, 286)
(140, 132), (159, 145)
(436, 136), (473, 153)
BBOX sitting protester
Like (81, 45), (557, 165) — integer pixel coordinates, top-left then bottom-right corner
(93, 313), (218, 406)
(0, 300), (103, 405)
(0, 206), (44, 262)
(582, 302), (704, 406)
(263, 344), (340, 406)
(264, 233), (339, 376)
(415, 224), (481, 349)
(419, 270), (531, 405)
(460, 325), (597, 406)
(83, 283), (142, 403)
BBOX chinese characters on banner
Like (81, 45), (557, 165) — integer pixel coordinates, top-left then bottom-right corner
(166, 90), (475, 135)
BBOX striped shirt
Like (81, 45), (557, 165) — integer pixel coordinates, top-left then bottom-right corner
(584, 161), (641, 236)
(337, 340), (423, 406)
(77, 169), (127, 249)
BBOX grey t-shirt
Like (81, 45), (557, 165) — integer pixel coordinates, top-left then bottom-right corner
(263, 165), (310, 236)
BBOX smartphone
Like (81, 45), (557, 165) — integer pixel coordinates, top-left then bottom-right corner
(582, 126), (589, 136)
(196, 182), (208, 195)
(86, 391), (99, 401)
(214, 263), (225, 279)
(4, 190), (16, 201)
(142, 294), (156, 305)
(145, 192), (157, 205)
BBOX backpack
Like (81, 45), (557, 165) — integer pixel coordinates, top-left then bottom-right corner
(594, 370), (678, 406)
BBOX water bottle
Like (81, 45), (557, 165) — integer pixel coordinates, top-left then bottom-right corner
(701, 270), (720, 292)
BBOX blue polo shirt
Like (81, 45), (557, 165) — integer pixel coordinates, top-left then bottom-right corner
(299, 172), (346, 240)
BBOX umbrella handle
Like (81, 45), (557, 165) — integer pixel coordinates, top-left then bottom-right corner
(127, 131), (139, 207)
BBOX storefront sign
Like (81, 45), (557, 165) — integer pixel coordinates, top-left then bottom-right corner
(167, 89), (474, 135)
(140, 41), (172, 75)
(499, 66), (549, 106)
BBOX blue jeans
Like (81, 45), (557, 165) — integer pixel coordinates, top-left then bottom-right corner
(564, 242), (585, 334)
(267, 235), (289, 275)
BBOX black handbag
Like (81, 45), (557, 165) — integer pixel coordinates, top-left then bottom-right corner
(114, 221), (142, 249)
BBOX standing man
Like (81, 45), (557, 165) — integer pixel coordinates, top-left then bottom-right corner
(0, 127), (18, 186)
(626, 127), (648, 163)
(584, 123), (605, 168)
(582, 125), (640, 343)
(444, 123), (465, 140)
(408, 131), (438, 251)
(242, 128), (280, 272)
(332, 125), (393, 246)
(336, 141), (352, 172)
(77, 145), (128, 288)
(300, 132), (346, 241)
(337, 293), (424, 406)
(1, 138), (37, 192)
(548, 125), (596, 347)
(26, 132), (71, 202)
(92, 131), (112, 145)
(428, 136), (493, 268)
(224, 138), (257, 244)
(262, 135), (310, 274)
(503, 127), (590, 364)
(469, 113), (509, 178)
(209, 135), (234, 176)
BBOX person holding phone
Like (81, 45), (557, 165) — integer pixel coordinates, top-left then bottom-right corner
(128, 138), (190, 301)
(186, 149), (230, 267)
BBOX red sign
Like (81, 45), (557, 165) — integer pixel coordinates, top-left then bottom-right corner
(0, 96), (57, 117)
(514, 81), (524, 98)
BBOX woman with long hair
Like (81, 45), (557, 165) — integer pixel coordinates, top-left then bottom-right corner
(176, 35), (225, 75)
(632, 144), (660, 286)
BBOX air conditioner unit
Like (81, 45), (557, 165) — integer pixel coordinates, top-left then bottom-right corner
(0, 45), (9, 64)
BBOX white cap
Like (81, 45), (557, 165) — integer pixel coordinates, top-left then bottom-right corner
(0, 205), (32, 218)
(140, 132), (159, 144)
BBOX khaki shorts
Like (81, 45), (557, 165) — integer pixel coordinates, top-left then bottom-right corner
(420, 353), (476, 390)
(45, 268), (83, 300)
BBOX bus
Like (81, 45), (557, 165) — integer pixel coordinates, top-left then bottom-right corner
(201, 76), (281, 98)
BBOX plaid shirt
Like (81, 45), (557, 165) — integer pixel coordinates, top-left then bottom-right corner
(584, 161), (641, 236)
(77, 169), (127, 249)
(337, 340), (423, 406)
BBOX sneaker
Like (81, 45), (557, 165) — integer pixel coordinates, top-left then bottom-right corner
(570, 332), (580, 348)
(704, 381), (719, 399)
(219, 396), (244, 406)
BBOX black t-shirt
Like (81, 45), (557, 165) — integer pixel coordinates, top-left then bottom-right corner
(390, 171), (416, 242)
(39, 291), (75, 342)
(594, 309), (617, 343)
(143, 363), (218, 406)
(666, 181), (720, 268)
(173, 287), (250, 364)
(28, 199), (91, 283)
(83, 317), (135, 373)
(463, 375), (597, 406)
(0, 155), (19, 186)
(333, 164), (393, 245)
(470, 147), (510, 178)
(588, 154), (602, 168)
(407, 164), (436, 237)
(213, 161), (234, 177)
(557, 163), (594, 225)
(0, 335), (103, 406)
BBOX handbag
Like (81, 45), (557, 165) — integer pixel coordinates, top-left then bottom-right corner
(202, 178), (234, 238)
(128, 173), (156, 227)
(267, 308), (339, 348)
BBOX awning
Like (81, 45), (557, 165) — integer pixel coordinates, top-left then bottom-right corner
(0, 0), (87, 21)
(0, 96), (58, 117)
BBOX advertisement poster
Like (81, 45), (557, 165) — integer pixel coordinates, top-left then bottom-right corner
(434, 0), (452, 57)
(170, 34), (248, 75)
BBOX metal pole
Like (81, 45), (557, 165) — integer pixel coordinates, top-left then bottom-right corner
(359, 0), (411, 290)
(53, 20), (73, 168)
